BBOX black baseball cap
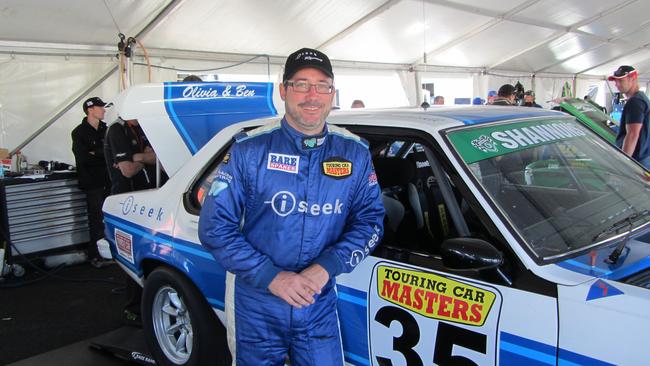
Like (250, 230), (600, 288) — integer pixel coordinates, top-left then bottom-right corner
(282, 48), (333, 82)
(497, 84), (516, 97)
(83, 97), (106, 114)
(608, 65), (637, 81)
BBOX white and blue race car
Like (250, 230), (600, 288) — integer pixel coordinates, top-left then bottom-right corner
(101, 81), (650, 366)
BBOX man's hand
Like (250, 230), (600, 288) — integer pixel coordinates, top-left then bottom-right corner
(300, 264), (329, 291)
(268, 271), (321, 308)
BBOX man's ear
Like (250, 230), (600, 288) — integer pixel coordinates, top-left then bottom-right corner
(279, 82), (286, 101)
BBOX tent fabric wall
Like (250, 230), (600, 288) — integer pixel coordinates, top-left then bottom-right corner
(0, 53), (626, 165)
(0, 56), (117, 164)
(3, 0), (650, 164)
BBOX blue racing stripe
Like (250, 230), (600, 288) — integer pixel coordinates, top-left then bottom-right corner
(500, 332), (615, 366)
(337, 285), (369, 366)
(500, 341), (555, 365)
(344, 351), (370, 366)
(104, 213), (215, 262)
(337, 285), (367, 306)
(558, 348), (615, 366)
(164, 82), (199, 153)
(500, 332), (555, 365)
(206, 297), (225, 310)
(338, 292), (366, 307)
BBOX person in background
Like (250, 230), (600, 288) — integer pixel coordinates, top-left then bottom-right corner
(433, 95), (445, 105)
(487, 90), (497, 104)
(182, 74), (203, 82)
(104, 117), (162, 324)
(199, 47), (384, 365)
(351, 99), (365, 108)
(71, 97), (111, 268)
(523, 90), (542, 108)
(492, 84), (516, 106)
(608, 65), (650, 169)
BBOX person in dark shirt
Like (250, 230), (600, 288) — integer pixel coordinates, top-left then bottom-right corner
(523, 90), (542, 108)
(104, 117), (163, 324)
(492, 84), (516, 105)
(71, 97), (111, 267)
(104, 118), (158, 194)
(609, 65), (650, 169)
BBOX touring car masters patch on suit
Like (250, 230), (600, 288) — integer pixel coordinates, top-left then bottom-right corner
(322, 157), (352, 179)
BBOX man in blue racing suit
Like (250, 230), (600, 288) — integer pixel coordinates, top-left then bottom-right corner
(199, 48), (385, 365)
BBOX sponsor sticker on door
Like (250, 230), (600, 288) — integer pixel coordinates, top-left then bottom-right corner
(115, 228), (134, 264)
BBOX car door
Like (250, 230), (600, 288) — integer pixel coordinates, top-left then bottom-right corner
(334, 129), (559, 366)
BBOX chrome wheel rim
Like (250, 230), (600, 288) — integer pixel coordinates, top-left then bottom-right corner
(152, 285), (193, 364)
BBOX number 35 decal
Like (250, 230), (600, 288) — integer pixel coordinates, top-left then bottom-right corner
(374, 306), (487, 366)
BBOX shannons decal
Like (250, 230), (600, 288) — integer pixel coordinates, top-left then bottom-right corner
(376, 265), (496, 326)
(448, 119), (589, 164)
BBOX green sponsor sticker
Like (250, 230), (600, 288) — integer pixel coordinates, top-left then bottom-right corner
(448, 119), (588, 164)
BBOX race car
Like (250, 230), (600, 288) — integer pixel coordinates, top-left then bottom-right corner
(554, 97), (618, 141)
(100, 81), (650, 366)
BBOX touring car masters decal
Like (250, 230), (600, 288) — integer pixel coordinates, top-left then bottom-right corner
(377, 265), (496, 326)
(368, 263), (502, 366)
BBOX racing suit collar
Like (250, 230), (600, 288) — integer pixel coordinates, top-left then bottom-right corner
(281, 117), (328, 151)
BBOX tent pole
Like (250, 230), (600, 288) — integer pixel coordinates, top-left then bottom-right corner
(9, 65), (118, 156)
(415, 71), (422, 107)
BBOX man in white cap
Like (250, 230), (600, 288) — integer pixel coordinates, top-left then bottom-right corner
(608, 65), (650, 168)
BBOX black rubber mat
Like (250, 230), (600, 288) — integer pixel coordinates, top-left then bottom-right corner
(0, 261), (127, 364)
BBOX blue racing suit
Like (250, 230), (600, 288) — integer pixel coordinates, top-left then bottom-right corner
(199, 118), (384, 366)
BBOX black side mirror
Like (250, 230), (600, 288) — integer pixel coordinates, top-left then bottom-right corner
(441, 237), (503, 271)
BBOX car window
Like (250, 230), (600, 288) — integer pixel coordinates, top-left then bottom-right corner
(447, 118), (650, 262)
(188, 145), (232, 212)
(188, 129), (494, 260)
(369, 136), (493, 256)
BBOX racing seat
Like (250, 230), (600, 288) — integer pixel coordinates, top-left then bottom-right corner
(373, 157), (423, 249)
(409, 145), (455, 246)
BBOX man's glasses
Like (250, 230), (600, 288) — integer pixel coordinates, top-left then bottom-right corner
(285, 80), (334, 94)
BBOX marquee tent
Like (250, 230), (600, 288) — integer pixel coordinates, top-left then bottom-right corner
(1, 0), (649, 163)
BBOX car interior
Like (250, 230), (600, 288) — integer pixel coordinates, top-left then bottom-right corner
(186, 128), (515, 284)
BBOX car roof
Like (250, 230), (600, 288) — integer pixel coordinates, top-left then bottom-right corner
(324, 106), (566, 131)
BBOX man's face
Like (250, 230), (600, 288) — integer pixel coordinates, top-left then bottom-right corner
(487, 96), (495, 104)
(507, 94), (516, 102)
(524, 95), (534, 103)
(614, 75), (636, 95)
(87, 106), (105, 121)
(279, 68), (334, 135)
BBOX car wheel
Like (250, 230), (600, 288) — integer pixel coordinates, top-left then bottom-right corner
(142, 266), (230, 366)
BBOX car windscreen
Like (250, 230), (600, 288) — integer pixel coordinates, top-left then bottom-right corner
(446, 117), (650, 261)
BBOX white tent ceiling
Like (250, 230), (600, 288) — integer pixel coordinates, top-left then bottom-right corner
(1, 0), (649, 79)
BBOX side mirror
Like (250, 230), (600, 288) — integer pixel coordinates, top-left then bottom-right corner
(441, 237), (503, 271)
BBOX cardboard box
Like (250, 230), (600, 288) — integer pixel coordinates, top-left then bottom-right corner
(0, 148), (8, 159)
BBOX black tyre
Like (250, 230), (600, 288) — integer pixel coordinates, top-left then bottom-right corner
(142, 266), (230, 366)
